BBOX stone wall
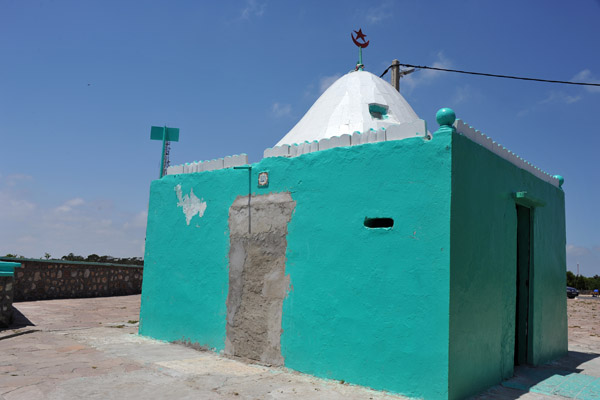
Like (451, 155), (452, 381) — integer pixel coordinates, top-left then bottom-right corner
(0, 276), (14, 327)
(0, 259), (143, 302)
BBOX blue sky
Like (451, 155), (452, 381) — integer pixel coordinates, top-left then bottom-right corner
(1, 0), (599, 275)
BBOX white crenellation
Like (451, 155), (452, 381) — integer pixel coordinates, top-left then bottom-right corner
(263, 145), (290, 158)
(454, 119), (559, 188)
(170, 119), (431, 176)
(367, 129), (379, 143)
(166, 165), (184, 175)
(264, 119), (428, 158)
(166, 154), (248, 176)
(351, 131), (363, 146)
(309, 140), (319, 153)
(329, 134), (352, 149)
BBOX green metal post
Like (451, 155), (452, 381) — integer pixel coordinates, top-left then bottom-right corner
(359, 47), (363, 69)
(159, 125), (167, 178)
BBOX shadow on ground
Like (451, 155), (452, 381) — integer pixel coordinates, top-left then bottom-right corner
(475, 351), (600, 399)
(8, 306), (36, 330)
(0, 307), (37, 340)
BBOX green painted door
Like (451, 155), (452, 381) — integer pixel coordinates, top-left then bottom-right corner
(515, 205), (531, 365)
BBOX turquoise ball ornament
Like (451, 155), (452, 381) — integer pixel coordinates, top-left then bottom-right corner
(553, 175), (564, 188)
(436, 108), (456, 127)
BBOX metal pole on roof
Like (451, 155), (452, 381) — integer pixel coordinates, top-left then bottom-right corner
(160, 126), (167, 178)
(391, 59), (400, 91)
(150, 125), (179, 178)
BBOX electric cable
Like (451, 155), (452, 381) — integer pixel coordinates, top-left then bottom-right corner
(380, 63), (600, 87)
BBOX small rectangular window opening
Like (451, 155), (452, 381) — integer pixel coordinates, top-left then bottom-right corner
(369, 104), (389, 120)
(364, 217), (394, 229)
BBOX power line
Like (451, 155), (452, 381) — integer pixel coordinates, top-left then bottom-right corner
(380, 63), (600, 87)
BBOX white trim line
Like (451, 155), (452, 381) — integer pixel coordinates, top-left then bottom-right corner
(454, 119), (559, 188)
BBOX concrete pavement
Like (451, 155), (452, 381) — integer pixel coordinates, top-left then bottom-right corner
(1, 295), (599, 399)
(0, 296), (408, 400)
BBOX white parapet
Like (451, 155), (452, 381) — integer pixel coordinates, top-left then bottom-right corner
(351, 131), (363, 146)
(296, 142), (311, 157)
(288, 143), (301, 157)
(204, 158), (224, 171)
(454, 119), (559, 188)
(367, 129), (379, 143)
(166, 165), (184, 175)
(165, 154), (248, 176)
(224, 154), (248, 168)
(326, 134), (351, 149)
(386, 119), (427, 141)
(264, 145), (290, 158)
(264, 120), (427, 159)
(309, 140), (319, 153)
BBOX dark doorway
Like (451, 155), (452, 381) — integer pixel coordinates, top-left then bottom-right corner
(515, 205), (532, 365)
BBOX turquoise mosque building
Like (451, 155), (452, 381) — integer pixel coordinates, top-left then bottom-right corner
(139, 67), (567, 399)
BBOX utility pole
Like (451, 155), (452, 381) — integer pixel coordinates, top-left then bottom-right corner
(389, 59), (415, 93)
(391, 59), (400, 91)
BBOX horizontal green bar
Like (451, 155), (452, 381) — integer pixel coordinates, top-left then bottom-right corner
(0, 261), (21, 268)
(513, 191), (546, 207)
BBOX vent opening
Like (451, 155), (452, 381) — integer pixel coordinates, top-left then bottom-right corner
(369, 104), (389, 120)
(364, 217), (394, 229)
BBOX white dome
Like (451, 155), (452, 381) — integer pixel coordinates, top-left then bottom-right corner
(275, 70), (420, 146)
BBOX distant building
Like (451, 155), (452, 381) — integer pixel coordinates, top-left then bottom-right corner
(139, 68), (567, 400)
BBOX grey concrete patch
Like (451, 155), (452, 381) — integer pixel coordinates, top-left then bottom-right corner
(225, 193), (296, 366)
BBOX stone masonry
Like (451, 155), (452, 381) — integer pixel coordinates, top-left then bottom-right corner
(0, 276), (14, 327)
(7, 259), (143, 302)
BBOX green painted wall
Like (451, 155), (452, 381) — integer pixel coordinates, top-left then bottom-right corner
(140, 135), (453, 399)
(448, 132), (567, 399)
(276, 134), (453, 400)
(139, 170), (248, 349)
(140, 127), (566, 399)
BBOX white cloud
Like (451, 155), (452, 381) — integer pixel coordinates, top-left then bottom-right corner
(402, 51), (452, 93)
(0, 191), (36, 219)
(240, 0), (266, 19)
(123, 211), (148, 230)
(55, 197), (85, 213)
(271, 102), (292, 118)
(571, 69), (600, 93)
(540, 91), (582, 105)
(0, 176), (147, 258)
(567, 244), (600, 276)
(452, 85), (480, 105)
(0, 173), (32, 187)
(518, 90), (582, 117)
(365, 1), (393, 24)
(319, 74), (342, 94)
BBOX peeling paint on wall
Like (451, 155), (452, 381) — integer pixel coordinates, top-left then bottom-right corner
(174, 184), (207, 225)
